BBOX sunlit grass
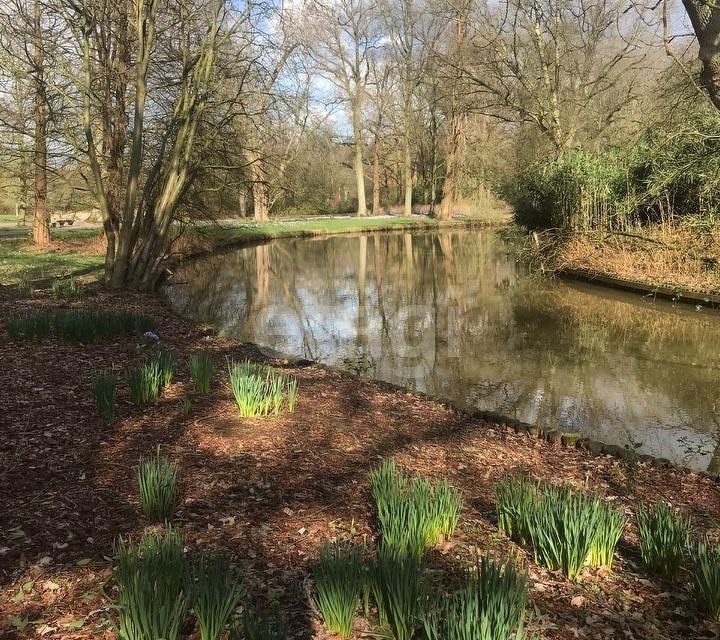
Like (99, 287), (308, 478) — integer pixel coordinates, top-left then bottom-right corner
(227, 360), (298, 417)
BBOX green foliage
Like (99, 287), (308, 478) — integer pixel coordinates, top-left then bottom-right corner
(188, 551), (243, 640)
(495, 475), (538, 546)
(187, 354), (214, 393)
(312, 542), (366, 638)
(227, 360), (298, 417)
(113, 527), (186, 640)
(369, 459), (463, 559)
(181, 398), (192, 417)
(5, 308), (154, 342)
(371, 551), (423, 640)
(127, 361), (162, 406)
(587, 502), (626, 570)
(137, 447), (178, 522)
(527, 486), (602, 581)
(691, 539), (720, 622)
(150, 348), (176, 387)
(94, 372), (117, 423)
(636, 503), (691, 577)
(505, 107), (720, 230)
(51, 278), (82, 299)
(422, 555), (528, 640)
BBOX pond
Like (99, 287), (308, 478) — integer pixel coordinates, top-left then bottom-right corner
(166, 229), (720, 471)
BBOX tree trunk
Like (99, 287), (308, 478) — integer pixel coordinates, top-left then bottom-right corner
(252, 159), (270, 221)
(352, 100), (367, 217)
(682, 0), (720, 111)
(372, 132), (381, 215)
(402, 127), (412, 216)
(32, 0), (49, 246)
(438, 113), (465, 220)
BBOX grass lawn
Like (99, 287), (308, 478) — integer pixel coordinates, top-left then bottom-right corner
(0, 235), (103, 286)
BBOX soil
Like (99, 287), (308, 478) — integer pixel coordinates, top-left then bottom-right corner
(1, 288), (719, 640)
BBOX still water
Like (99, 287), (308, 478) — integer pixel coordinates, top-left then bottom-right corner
(166, 229), (720, 471)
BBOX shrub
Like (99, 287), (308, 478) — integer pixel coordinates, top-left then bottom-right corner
(227, 360), (298, 417)
(127, 360), (162, 405)
(312, 542), (365, 638)
(495, 475), (538, 546)
(187, 354), (213, 394)
(137, 447), (178, 522)
(369, 460), (463, 559)
(188, 551), (243, 640)
(113, 527), (186, 640)
(692, 539), (720, 622)
(422, 555), (528, 640)
(371, 551), (423, 640)
(587, 502), (626, 570)
(94, 372), (117, 423)
(636, 503), (691, 577)
(528, 486), (601, 581)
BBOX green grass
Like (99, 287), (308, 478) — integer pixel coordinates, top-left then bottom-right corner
(422, 555), (528, 640)
(5, 308), (154, 342)
(113, 527), (186, 640)
(187, 354), (214, 393)
(312, 542), (366, 638)
(369, 459), (463, 559)
(127, 361), (162, 406)
(371, 551), (423, 640)
(227, 360), (298, 417)
(0, 237), (102, 286)
(587, 501), (626, 570)
(636, 503), (691, 577)
(137, 447), (178, 521)
(692, 539), (720, 622)
(188, 551), (243, 640)
(94, 372), (117, 423)
(495, 474), (538, 546)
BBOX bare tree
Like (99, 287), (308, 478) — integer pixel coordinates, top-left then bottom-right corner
(680, 0), (720, 111)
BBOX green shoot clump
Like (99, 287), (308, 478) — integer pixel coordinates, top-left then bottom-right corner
(372, 550), (423, 640)
(636, 502), (691, 577)
(587, 501), (626, 569)
(187, 354), (214, 394)
(127, 360), (162, 406)
(137, 447), (178, 522)
(692, 539), (720, 622)
(94, 372), (118, 423)
(495, 474), (538, 546)
(227, 360), (298, 417)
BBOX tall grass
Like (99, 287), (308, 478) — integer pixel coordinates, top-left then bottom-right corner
(94, 372), (117, 423)
(692, 539), (720, 622)
(6, 308), (154, 342)
(227, 360), (298, 417)
(127, 360), (162, 406)
(312, 542), (366, 638)
(369, 460), (463, 559)
(371, 551), (423, 640)
(187, 354), (214, 394)
(587, 502), (626, 569)
(113, 527), (186, 640)
(188, 551), (243, 640)
(137, 447), (178, 522)
(495, 475), (537, 546)
(636, 503), (691, 577)
(422, 555), (528, 640)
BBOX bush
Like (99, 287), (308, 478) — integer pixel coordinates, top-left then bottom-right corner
(587, 502), (626, 570)
(127, 361), (162, 406)
(227, 360), (298, 417)
(188, 551), (243, 640)
(422, 555), (528, 640)
(371, 551), (423, 640)
(187, 354), (214, 394)
(94, 372), (117, 423)
(113, 527), (186, 640)
(692, 539), (720, 622)
(312, 542), (366, 638)
(137, 447), (178, 522)
(636, 503), (690, 577)
(369, 460), (463, 559)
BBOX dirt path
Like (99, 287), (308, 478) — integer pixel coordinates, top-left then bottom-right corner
(1, 289), (718, 639)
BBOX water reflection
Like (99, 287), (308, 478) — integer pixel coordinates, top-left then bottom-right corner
(166, 230), (720, 470)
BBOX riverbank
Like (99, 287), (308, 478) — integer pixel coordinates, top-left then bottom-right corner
(531, 223), (720, 302)
(1, 282), (719, 639)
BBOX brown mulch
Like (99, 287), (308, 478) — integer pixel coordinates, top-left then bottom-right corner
(1, 289), (719, 640)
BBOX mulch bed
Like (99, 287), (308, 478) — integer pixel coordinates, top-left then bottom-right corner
(1, 288), (719, 640)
